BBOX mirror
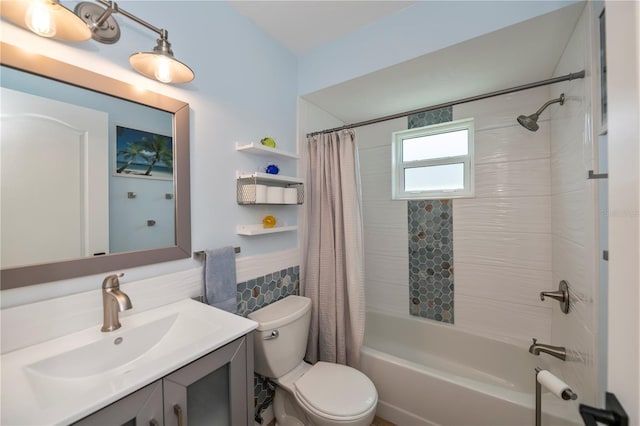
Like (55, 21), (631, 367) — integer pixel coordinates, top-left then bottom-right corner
(0, 42), (191, 290)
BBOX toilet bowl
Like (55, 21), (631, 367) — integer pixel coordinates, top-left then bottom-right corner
(248, 296), (377, 426)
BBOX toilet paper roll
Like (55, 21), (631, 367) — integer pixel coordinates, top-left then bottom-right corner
(266, 186), (284, 204)
(255, 185), (267, 203)
(244, 184), (268, 203)
(284, 187), (298, 204)
(537, 370), (574, 400)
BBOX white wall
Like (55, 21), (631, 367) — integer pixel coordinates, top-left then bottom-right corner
(605, 0), (640, 421)
(1, 1), (300, 307)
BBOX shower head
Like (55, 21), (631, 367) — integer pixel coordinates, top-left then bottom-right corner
(517, 114), (541, 132)
(517, 93), (565, 132)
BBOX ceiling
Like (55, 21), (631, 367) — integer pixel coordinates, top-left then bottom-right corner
(229, 1), (415, 54)
(229, 1), (585, 126)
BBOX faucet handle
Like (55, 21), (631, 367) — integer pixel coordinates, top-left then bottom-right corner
(102, 272), (124, 289)
(539, 280), (570, 314)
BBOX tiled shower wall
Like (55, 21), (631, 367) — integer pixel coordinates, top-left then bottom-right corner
(359, 87), (554, 347)
(451, 89), (553, 346)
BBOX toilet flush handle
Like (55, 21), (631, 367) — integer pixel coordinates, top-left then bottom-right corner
(264, 330), (279, 340)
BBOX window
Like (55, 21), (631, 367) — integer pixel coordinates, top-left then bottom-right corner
(392, 118), (474, 199)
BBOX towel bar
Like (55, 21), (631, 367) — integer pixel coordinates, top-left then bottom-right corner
(193, 247), (241, 258)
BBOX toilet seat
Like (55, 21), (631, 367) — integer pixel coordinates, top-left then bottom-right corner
(293, 362), (377, 422)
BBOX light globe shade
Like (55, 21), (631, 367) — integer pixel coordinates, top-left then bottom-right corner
(129, 52), (194, 84)
(0, 0), (91, 41)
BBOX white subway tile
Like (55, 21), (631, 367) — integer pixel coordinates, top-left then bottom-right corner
(550, 122), (589, 194)
(364, 226), (408, 256)
(455, 262), (551, 307)
(358, 145), (391, 177)
(363, 199), (407, 229)
(454, 230), (551, 271)
(453, 86), (551, 132)
(365, 280), (409, 316)
(454, 196), (551, 234)
(474, 158), (551, 198)
(551, 235), (588, 298)
(551, 189), (587, 247)
(455, 294), (552, 349)
(474, 125), (550, 165)
(361, 172), (393, 201)
(364, 253), (408, 286)
(355, 117), (406, 149)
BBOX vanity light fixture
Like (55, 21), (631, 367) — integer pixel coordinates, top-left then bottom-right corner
(0, 0), (194, 84)
(75, 0), (195, 84)
(129, 29), (195, 84)
(0, 0), (92, 41)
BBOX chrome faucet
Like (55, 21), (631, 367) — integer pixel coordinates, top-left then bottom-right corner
(101, 273), (132, 332)
(528, 338), (567, 361)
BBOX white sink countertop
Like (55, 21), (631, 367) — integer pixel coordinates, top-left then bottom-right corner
(1, 298), (258, 425)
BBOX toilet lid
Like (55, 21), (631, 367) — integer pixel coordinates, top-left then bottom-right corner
(294, 362), (377, 419)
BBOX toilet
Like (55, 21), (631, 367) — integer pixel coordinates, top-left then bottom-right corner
(248, 295), (378, 426)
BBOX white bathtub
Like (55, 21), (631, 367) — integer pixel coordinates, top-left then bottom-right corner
(361, 310), (580, 426)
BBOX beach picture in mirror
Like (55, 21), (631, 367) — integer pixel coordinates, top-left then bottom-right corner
(115, 125), (173, 180)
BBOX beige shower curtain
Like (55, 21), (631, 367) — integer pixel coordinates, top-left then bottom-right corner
(303, 129), (365, 368)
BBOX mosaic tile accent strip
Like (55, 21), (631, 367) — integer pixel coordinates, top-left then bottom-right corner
(408, 106), (453, 128)
(236, 265), (300, 420)
(408, 200), (454, 323)
(408, 106), (454, 324)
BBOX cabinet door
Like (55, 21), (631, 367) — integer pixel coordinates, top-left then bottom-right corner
(73, 380), (163, 426)
(163, 336), (249, 426)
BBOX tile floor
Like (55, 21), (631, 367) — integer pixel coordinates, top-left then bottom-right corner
(371, 415), (398, 426)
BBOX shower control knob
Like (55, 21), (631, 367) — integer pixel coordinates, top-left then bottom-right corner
(539, 280), (570, 314)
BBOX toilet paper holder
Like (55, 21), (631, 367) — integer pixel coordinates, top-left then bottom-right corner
(535, 367), (577, 426)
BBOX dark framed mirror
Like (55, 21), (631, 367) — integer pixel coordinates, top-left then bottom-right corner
(0, 42), (191, 290)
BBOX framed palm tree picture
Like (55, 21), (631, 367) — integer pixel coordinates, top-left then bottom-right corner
(115, 125), (173, 180)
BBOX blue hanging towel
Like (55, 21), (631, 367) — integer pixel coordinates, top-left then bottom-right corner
(204, 246), (237, 313)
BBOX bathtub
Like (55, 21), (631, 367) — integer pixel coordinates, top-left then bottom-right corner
(361, 310), (580, 426)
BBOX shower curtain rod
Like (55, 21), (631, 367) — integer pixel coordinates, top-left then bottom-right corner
(306, 70), (586, 138)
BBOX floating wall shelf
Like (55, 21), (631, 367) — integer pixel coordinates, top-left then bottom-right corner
(235, 142), (299, 160)
(236, 171), (303, 185)
(236, 142), (302, 234)
(236, 224), (298, 236)
(236, 172), (304, 205)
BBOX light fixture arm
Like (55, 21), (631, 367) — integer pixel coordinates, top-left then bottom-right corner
(95, 0), (164, 38)
(93, 0), (117, 29)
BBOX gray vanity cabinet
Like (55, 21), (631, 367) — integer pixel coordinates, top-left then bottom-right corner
(163, 335), (251, 426)
(73, 381), (164, 426)
(74, 335), (253, 426)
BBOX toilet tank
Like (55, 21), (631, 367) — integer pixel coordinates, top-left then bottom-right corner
(248, 295), (311, 379)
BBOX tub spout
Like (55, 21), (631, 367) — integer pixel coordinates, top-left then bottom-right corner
(528, 338), (566, 361)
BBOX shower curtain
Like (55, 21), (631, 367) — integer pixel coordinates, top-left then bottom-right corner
(303, 130), (365, 368)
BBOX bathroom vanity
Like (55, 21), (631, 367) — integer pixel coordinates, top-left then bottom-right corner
(75, 336), (251, 426)
(1, 299), (257, 425)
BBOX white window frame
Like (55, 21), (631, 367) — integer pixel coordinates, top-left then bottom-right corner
(392, 118), (474, 200)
